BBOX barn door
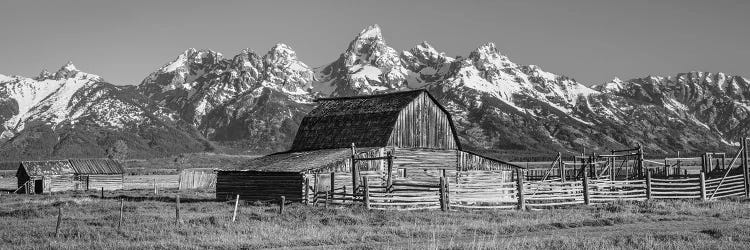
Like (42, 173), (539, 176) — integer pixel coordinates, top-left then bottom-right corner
(34, 179), (43, 194)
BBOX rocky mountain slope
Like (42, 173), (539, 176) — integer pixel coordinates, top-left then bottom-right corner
(137, 44), (315, 153)
(3, 24), (747, 160)
(0, 63), (210, 160)
(309, 25), (748, 156)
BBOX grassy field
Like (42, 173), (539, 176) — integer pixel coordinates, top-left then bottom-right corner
(1, 190), (750, 249)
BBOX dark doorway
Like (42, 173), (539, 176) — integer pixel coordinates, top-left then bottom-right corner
(34, 179), (43, 194)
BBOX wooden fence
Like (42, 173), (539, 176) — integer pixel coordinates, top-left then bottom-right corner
(342, 171), (749, 211)
(368, 179), (442, 211)
(589, 179), (647, 202)
(450, 171), (517, 210)
(178, 169), (216, 190)
(524, 181), (585, 209)
(123, 175), (179, 190)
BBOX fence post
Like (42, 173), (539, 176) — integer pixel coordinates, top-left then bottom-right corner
(386, 152), (393, 192)
(118, 198), (124, 230)
(699, 172), (707, 201)
(232, 194), (240, 222)
(325, 191), (330, 208)
(54, 206), (62, 237)
(638, 145), (645, 179)
(101, 187), (104, 199)
(560, 154), (566, 182)
(609, 157), (615, 181)
(676, 151), (681, 177)
(445, 177), (451, 211)
(743, 138), (749, 198)
(582, 170), (590, 205)
(439, 177), (446, 212)
(645, 171), (652, 200)
(304, 177), (310, 205)
(516, 169), (525, 210)
(178, 172), (182, 191)
(362, 178), (370, 210)
(153, 179), (157, 195)
(343, 186), (348, 203)
(313, 173), (319, 206)
(175, 195), (180, 224)
(330, 172), (335, 203)
(279, 196), (285, 214)
(351, 143), (358, 194)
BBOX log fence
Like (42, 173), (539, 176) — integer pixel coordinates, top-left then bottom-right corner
(331, 171), (749, 211)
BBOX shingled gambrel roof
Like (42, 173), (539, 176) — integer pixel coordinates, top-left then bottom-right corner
(19, 160), (76, 177)
(290, 90), (460, 152)
(69, 159), (124, 175)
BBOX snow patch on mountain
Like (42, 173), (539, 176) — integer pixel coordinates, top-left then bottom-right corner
(0, 63), (175, 141)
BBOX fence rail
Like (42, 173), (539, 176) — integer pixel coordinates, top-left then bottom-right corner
(354, 172), (748, 211)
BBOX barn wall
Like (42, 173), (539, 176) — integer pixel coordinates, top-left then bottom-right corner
(86, 174), (124, 191)
(391, 148), (458, 183)
(216, 171), (303, 202)
(46, 175), (77, 193)
(388, 92), (458, 150)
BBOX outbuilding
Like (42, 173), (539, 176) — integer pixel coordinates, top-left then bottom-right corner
(16, 160), (77, 194)
(69, 158), (125, 191)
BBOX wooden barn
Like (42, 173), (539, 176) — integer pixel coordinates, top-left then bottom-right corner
(16, 160), (77, 194)
(69, 159), (125, 191)
(217, 90), (521, 202)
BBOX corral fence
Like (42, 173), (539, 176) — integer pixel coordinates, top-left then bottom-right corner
(314, 170), (748, 211)
(304, 138), (750, 211)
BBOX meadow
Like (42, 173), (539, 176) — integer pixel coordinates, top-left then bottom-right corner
(1, 189), (749, 249)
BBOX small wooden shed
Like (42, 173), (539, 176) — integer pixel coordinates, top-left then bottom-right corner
(69, 159), (125, 191)
(16, 160), (77, 194)
(217, 149), (351, 201)
(217, 90), (521, 202)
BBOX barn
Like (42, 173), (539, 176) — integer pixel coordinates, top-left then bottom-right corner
(16, 160), (77, 194)
(216, 90), (521, 202)
(69, 159), (125, 191)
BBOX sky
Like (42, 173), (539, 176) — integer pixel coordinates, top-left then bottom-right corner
(0, 0), (748, 86)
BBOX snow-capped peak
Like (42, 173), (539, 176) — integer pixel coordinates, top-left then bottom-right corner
(410, 41), (450, 62)
(263, 43), (314, 94)
(0, 73), (12, 82)
(35, 69), (54, 81)
(49, 62), (103, 81)
(54, 61), (80, 78)
(159, 48), (223, 73)
(266, 43), (299, 61)
(357, 24), (383, 40)
(595, 77), (625, 93)
(61, 61), (78, 72)
(470, 42), (517, 68)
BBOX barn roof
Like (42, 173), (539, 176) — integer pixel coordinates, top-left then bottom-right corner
(19, 160), (76, 177)
(290, 89), (460, 152)
(230, 148), (353, 173)
(69, 159), (124, 175)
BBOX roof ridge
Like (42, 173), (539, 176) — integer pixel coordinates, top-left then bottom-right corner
(314, 89), (426, 102)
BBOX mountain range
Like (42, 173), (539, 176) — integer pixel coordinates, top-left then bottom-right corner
(1, 24), (747, 160)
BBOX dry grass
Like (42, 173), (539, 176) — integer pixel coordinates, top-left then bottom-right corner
(1, 190), (749, 249)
